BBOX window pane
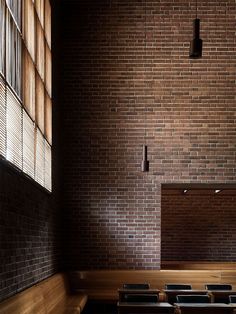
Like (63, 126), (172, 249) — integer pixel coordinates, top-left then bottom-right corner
(45, 93), (51, 144)
(6, 11), (22, 98)
(45, 44), (51, 96)
(0, 0), (5, 76)
(36, 73), (44, 132)
(23, 48), (35, 119)
(0, 77), (6, 157)
(6, 86), (22, 169)
(45, 0), (51, 48)
(23, 0), (35, 60)
(35, 0), (44, 28)
(44, 140), (51, 191)
(23, 110), (34, 178)
(36, 20), (44, 81)
(35, 127), (44, 185)
(6, 0), (21, 30)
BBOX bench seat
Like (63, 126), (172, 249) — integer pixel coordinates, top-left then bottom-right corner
(0, 273), (88, 314)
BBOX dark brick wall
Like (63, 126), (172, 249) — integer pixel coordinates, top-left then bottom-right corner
(61, 0), (236, 269)
(0, 164), (61, 302)
(161, 191), (236, 261)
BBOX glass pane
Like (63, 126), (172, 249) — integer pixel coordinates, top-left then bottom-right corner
(23, 0), (35, 60)
(44, 0), (51, 48)
(44, 140), (51, 191)
(6, 10), (22, 98)
(45, 93), (51, 144)
(0, 77), (6, 157)
(6, 86), (22, 169)
(35, 127), (44, 185)
(6, 0), (21, 30)
(23, 48), (35, 119)
(35, 0), (44, 27)
(0, 0), (5, 76)
(45, 44), (51, 96)
(36, 20), (44, 81)
(36, 73), (44, 132)
(23, 110), (34, 178)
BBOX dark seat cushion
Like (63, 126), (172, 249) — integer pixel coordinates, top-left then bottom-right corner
(123, 283), (150, 290)
(165, 284), (192, 290)
(205, 284), (232, 291)
(176, 295), (210, 303)
(124, 294), (158, 303)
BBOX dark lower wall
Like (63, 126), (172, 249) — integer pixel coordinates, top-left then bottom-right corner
(0, 163), (61, 302)
(61, 0), (236, 270)
(161, 191), (236, 261)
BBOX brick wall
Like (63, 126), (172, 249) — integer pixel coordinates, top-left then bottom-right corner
(161, 191), (236, 261)
(0, 163), (61, 302)
(61, 0), (236, 269)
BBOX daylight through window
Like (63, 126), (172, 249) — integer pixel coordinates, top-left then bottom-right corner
(0, 0), (52, 191)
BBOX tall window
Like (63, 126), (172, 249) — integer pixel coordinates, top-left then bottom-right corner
(0, 0), (52, 191)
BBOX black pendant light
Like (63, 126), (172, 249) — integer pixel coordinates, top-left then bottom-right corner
(189, 0), (202, 58)
(141, 145), (149, 172)
(141, 0), (149, 172)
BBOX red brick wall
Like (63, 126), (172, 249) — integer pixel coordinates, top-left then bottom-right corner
(61, 0), (236, 269)
(161, 191), (236, 261)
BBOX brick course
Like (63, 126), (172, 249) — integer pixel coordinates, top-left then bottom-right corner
(61, 0), (236, 269)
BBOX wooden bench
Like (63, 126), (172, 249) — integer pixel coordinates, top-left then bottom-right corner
(0, 273), (88, 314)
(68, 268), (236, 303)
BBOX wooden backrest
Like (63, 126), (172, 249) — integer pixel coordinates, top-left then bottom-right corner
(0, 285), (46, 314)
(69, 269), (236, 292)
(37, 273), (70, 313)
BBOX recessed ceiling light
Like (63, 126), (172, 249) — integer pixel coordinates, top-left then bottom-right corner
(215, 189), (221, 194)
(183, 189), (188, 194)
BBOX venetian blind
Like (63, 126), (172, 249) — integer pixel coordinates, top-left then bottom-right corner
(44, 140), (51, 191)
(23, 110), (35, 178)
(0, 77), (6, 157)
(6, 86), (22, 168)
(35, 128), (44, 185)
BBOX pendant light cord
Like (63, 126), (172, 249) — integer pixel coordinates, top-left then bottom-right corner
(195, 0), (198, 18)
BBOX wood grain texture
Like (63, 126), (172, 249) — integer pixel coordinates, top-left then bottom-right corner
(69, 268), (236, 301)
(0, 273), (88, 314)
(0, 285), (46, 314)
